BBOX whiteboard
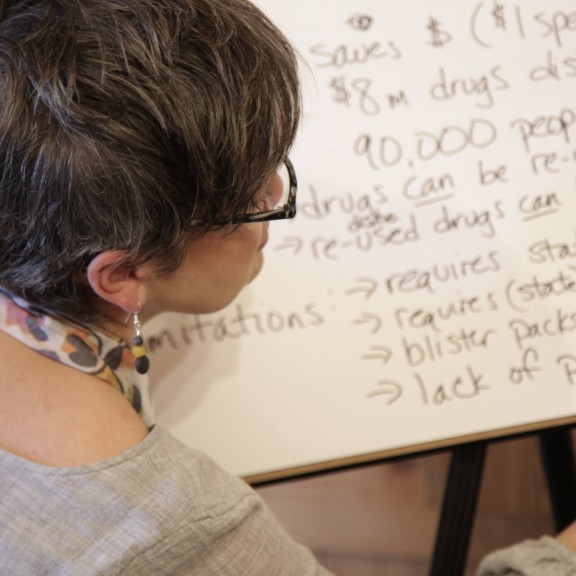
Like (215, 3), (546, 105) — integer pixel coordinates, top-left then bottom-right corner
(146, 0), (576, 481)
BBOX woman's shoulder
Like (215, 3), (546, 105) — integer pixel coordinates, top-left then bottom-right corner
(0, 425), (327, 576)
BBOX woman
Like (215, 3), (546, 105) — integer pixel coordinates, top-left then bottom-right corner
(0, 0), (333, 573)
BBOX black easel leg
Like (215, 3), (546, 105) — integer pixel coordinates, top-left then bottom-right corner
(539, 427), (576, 532)
(429, 442), (487, 576)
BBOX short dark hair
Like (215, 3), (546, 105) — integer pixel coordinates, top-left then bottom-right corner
(0, 0), (300, 321)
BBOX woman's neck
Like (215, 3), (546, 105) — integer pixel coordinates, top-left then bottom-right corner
(0, 329), (149, 467)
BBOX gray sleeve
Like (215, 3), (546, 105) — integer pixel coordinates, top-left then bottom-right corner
(0, 426), (335, 575)
(476, 536), (576, 576)
(113, 428), (335, 576)
(121, 488), (335, 576)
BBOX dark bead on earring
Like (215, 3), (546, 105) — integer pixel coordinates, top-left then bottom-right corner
(135, 355), (150, 375)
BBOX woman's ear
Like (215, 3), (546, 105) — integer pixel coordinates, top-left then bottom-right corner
(86, 251), (147, 313)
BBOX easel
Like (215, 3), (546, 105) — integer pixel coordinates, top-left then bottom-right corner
(429, 425), (576, 576)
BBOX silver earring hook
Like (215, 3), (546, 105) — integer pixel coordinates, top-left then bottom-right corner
(133, 311), (142, 338)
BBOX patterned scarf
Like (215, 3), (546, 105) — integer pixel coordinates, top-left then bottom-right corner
(0, 289), (155, 427)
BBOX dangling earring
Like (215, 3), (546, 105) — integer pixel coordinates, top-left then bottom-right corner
(132, 310), (150, 375)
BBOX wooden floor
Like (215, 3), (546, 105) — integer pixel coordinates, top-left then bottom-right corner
(255, 435), (559, 576)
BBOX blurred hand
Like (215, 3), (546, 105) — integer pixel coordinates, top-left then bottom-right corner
(557, 521), (576, 551)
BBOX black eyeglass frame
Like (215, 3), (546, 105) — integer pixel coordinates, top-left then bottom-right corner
(194, 158), (297, 227)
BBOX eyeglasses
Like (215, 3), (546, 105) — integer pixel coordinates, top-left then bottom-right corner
(192, 158), (297, 227)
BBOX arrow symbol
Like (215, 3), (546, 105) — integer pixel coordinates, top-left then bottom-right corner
(353, 312), (382, 334)
(362, 345), (393, 364)
(273, 236), (303, 255)
(367, 380), (402, 405)
(345, 277), (378, 299)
